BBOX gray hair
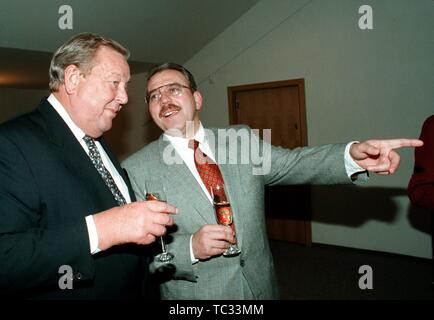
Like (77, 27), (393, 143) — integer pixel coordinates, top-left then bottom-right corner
(49, 33), (130, 91)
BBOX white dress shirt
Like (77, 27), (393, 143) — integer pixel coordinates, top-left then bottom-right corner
(164, 124), (215, 204)
(47, 94), (131, 254)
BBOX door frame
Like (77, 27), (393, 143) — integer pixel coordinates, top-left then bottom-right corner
(227, 79), (311, 245)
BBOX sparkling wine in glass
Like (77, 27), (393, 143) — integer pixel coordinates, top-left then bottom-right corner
(144, 180), (174, 263)
(210, 184), (241, 257)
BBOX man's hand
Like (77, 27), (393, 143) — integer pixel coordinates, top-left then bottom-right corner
(93, 200), (177, 251)
(192, 225), (235, 260)
(350, 139), (423, 175)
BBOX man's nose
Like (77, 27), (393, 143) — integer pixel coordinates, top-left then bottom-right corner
(159, 88), (173, 104)
(116, 86), (128, 105)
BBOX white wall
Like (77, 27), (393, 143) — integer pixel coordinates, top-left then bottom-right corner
(184, 0), (434, 258)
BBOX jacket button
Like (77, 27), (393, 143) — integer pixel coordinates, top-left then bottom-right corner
(240, 259), (245, 267)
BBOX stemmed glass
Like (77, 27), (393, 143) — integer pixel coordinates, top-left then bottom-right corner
(209, 184), (241, 257)
(144, 180), (174, 263)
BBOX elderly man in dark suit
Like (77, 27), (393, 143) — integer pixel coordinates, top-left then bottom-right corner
(0, 33), (176, 299)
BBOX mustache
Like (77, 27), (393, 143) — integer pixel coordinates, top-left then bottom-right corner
(159, 104), (181, 117)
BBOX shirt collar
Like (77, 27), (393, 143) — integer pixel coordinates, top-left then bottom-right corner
(47, 93), (86, 142)
(164, 122), (206, 148)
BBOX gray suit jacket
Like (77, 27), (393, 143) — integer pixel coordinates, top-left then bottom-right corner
(122, 125), (352, 300)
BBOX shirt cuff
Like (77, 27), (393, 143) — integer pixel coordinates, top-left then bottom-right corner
(344, 141), (366, 177)
(190, 235), (199, 264)
(85, 215), (101, 255)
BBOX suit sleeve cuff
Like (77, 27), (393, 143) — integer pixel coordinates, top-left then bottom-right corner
(85, 215), (101, 255)
(190, 235), (199, 264)
(344, 141), (369, 183)
(344, 141), (366, 175)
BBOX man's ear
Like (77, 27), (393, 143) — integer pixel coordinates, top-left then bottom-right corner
(64, 65), (81, 94)
(193, 91), (203, 111)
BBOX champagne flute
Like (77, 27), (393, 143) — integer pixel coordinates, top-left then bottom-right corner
(209, 184), (241, 257)
(144, 180), (174, 263)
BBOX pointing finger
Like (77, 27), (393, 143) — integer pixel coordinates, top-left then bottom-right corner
(385, 139), (423, 149)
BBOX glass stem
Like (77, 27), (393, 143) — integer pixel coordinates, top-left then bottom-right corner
(160, 236), (167, 253)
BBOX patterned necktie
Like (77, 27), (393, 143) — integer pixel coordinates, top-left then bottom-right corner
(83, 135), (126, 206)
(191, 140), (236, 227)
(191, 139), (224, 192)
(191, 139), (242, 257)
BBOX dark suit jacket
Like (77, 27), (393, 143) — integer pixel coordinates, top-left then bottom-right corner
(0, 98), (147, 299)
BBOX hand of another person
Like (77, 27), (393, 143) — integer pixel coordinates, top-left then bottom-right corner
(93, 200), (177, 250)
(192, 225), (235, 260)
(350, 139), (423, 175)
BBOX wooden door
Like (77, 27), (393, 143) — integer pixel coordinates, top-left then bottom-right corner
(228, 79), (311, 245)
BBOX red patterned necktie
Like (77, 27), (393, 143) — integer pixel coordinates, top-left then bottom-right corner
(191, 140), (224, 193)
(190, 140), (236, 228)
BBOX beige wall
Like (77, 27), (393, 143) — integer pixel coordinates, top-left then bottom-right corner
(183, 0), (434, 258)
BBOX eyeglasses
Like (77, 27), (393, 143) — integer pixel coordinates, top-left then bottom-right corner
(146, 82), (191, 104)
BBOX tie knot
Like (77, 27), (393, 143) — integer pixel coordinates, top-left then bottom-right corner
(84, 136), (100, 152)
(188, 139), (199, 150)
(83, 135), (94, 145)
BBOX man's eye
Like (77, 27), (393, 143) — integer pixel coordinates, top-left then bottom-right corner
(112, 81), (120, 86)
(169, 86), (180, 95)
(149, 93), (159, 101)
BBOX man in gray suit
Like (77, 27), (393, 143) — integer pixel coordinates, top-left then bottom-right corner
(122, 63), (422, 299)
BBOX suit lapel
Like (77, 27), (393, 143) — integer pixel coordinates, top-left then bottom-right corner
(157, 136), (215, 225)
(37, 100), (119, 208)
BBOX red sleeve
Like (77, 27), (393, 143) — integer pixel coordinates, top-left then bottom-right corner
(408, 115), (434, 210)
